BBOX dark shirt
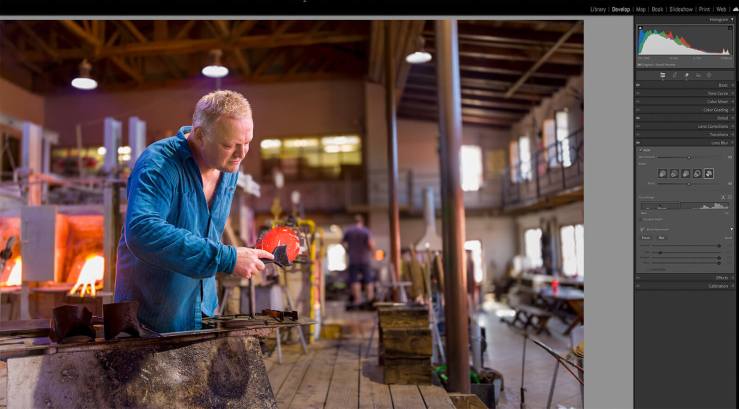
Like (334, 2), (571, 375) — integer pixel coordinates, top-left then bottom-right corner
(342, 225), (372, 265)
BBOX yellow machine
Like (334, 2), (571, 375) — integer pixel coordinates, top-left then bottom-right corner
(267, 197), (324, 342)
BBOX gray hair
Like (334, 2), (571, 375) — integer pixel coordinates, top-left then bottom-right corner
(192, 90), (252, 133)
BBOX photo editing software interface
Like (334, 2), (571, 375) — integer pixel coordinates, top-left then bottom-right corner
(634, 11), (736, 408)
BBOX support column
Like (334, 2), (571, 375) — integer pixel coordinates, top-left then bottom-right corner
(384, 21), (402, 291)
(435, 19), (470, 394)
(103, 118), (122, 301)
(128, 116), (147, 168)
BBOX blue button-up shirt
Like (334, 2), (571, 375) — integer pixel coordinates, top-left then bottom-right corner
(114, 126), (238, 333)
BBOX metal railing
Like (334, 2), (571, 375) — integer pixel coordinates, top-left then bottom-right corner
(251, 176), (366, 214)
(251, 130), (583, 214)
(503, 130), (584, 208)
(365, 169), (503, 212)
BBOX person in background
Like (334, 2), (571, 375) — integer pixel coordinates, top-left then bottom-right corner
(342, 214), (376, 310)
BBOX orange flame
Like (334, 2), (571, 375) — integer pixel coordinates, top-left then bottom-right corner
(2, 257), (22, 286)
(69, 255), (104, 297)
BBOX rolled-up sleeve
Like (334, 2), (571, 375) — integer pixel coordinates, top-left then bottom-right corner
(124, 165), (236, 279)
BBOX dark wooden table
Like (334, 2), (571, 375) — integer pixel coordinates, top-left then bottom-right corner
(538, 287), (584, 335)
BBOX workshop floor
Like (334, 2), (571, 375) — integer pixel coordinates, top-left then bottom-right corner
(478, 299), (583, 409)
(263, 299), (583, 409)
(262, 303), (455, 409)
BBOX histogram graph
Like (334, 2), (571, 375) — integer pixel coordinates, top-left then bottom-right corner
(637, 25), (733, 56)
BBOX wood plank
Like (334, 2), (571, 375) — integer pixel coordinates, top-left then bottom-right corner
(382, 328), (432, 357)
(383, 356), (432, 384)
(359, 332), (393, 409)
(377, 306), (429, 329)
(267, 344), (308, 396)
(390, 385), (426, 409)
(275, 348), (316, 409)
(418, 385), (456, 409)
(360, 364), (393, 409)
(325, 341), (361, 409)
(447, 393), (488, 409)
(286, 342), (339, 409)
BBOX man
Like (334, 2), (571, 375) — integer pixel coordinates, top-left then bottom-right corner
(342, 214), (375, 309)
(114, 90), (273, 333)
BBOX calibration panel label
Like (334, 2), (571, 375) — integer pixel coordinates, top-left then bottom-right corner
(634, 15), (736, 290)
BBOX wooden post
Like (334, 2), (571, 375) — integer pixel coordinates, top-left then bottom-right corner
(384, 21), (402, 294)
(435, 20), (470, 394)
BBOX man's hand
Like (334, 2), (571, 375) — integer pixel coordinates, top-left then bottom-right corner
(232, 247), (274, 279)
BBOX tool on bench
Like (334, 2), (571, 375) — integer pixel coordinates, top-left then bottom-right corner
(254, 221), (309, 361)
(262, 309), (298, 322)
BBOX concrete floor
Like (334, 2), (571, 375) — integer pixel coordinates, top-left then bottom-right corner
(478, 298), (583, 409)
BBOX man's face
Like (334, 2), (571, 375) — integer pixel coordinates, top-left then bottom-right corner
(198, 115), (253, 173)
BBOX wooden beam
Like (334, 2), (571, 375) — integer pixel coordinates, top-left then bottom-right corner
(61, 20), (144, 84)
(398, 108), (513, 128)
(410, 72), (560, 95)
(153, 21), (168, 41)
(231, 21), (256, 37)
(273, 21), (295, 36)
(105, 30), (120, 47)
(61, 20), (99, 47)
(401, 92), (530, 114)
(426, 23), (584, 48)
(417, 55), (582, 79)
(404, 83), (535, 109)
(505, 21), (583, 98)
(174, 20), (196, 40)
(0, 33), (43, 74)
(110, 56), (144, 83)
(395, 20), (425, 106)
(284, 47), (311, 75)
(213, 20), (251, 76)
(400, 101), (522, 121)
(213, 20), (230, 37)
(441, 42), (583, 65)
(46, 70), (357, 94)
(121, 20), (148, 43)
(253, 48), (282, 76)
(231, 50), (251, 76)
(411, 64), (567, 88)
(368, 20), (383, 82)
(24, 32), (368, 61)
(16, 22), (60, 62)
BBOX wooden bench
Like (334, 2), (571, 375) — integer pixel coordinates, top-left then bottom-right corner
(506, 304), (552, 335)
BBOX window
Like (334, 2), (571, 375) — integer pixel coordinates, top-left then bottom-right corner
(524, 228), (543, 268)
(326, 244), (347, 272)
(509, 140), (519, 183)
(543, 118), (557, 167)
(560, 224), (584, 276)
(260, 134), (362, 181)
(555, 110), (572, 167)
(460, 145), (483, 191)
(464, 240), (484, 283)
(51, 145), (132, 175)
(518, 136), (532, 180)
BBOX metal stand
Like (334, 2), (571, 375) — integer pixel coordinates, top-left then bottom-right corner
(278, 280), (308, 355)
(516, 329), (584, 409)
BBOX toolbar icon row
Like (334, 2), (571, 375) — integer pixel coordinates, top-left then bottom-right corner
(658, 168), (714, 179)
